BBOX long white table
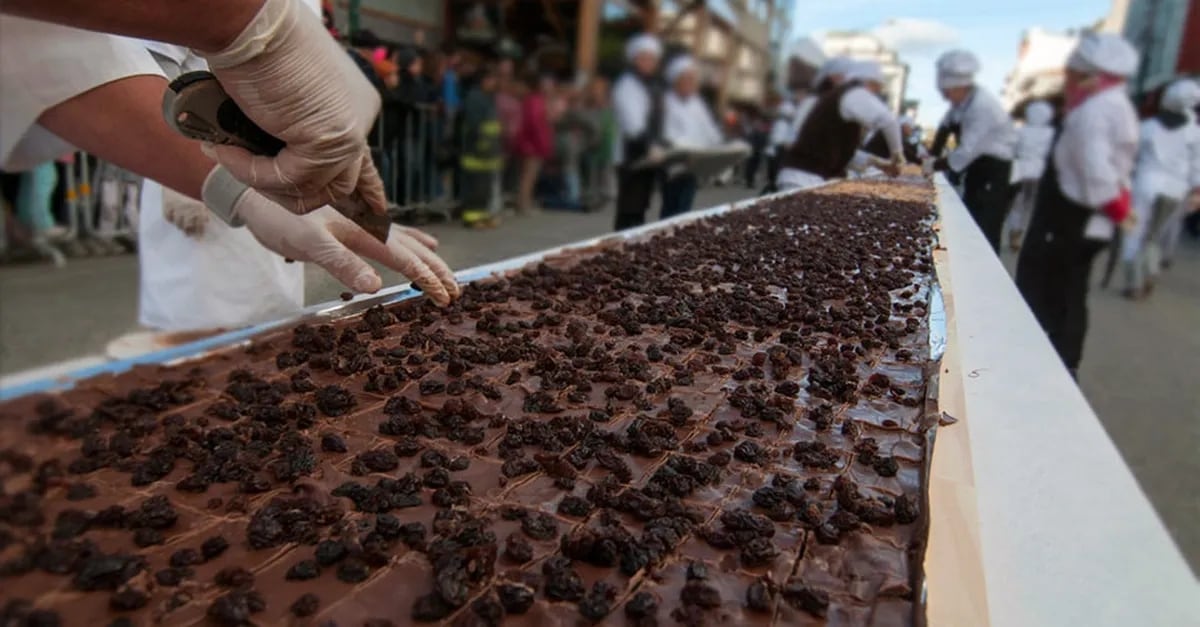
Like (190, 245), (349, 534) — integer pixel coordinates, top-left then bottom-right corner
(929, 178), (1197, 626)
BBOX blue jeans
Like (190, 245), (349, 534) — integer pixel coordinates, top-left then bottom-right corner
(661, 173), (698, 221)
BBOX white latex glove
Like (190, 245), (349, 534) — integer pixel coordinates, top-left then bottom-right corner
(198, 0), (386, 216)
(921, 158), (935, 179)
(234, 191), (460, 305)
(162, 185), (208, 237)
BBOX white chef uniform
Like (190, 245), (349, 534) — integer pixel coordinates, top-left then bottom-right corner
(1121, 79), (1200, 288)
(1005, 100), (1056, 238)
(777, 61), (901, 191)
(133, 42), (305, 332)
(0, 16), (162, 171)
(662, 65), (723, 150)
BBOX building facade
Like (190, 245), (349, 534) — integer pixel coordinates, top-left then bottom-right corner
(819, 31), (908, 113)
(1106, 0), (1200, 94)
(1001, 27), (1081, 111)
(658, 0), (777, 105)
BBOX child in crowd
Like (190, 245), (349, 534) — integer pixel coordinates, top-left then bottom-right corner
(514, 73), (554, 213)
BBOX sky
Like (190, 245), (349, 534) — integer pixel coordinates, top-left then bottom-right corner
(791, 0), (1114, 127)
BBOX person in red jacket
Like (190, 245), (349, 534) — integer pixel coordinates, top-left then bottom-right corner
(514, 73), (555, 213)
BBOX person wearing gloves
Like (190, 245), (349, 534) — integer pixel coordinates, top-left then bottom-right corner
(660, 55), (724, 219)
(134, 40), (305, 334)
(777, 60), (904, 191)
(787, 56), (854, 147)
(612, 33), (665, 231)
(1005, 100), (1056, 250)
(929, 50), (1018, 252)
(1015, 32), (1139, 378)
(1121, 78), (1200, 300)
(0, 14), (460, 306)
(4, 0), (390, 218)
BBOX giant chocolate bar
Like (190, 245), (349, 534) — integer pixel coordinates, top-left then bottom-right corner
(0, 184), (939, 626)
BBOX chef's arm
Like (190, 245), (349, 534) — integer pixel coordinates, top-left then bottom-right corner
(37, 74), (210, 200)
(929, 124), (951, 158)
(1, 0), (261, 53)
(840, 89), (903, 161)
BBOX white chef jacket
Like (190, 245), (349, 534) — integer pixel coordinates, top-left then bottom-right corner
(786, 94), (819, 146)
(1012, 123), (1055, 182)
(840, 87), (903, 158)
(662, 92), (722, 149)
(612, 72), (653, 165)
(134, 43), (305, 331)
(941, 87), (1016, 173)
(0, 16), (162, 171)
(1132, 116), (1200, 203)
(1053, 85), (1139, 241)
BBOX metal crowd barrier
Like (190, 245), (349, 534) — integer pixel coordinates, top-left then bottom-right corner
(374, 102), (456, 223)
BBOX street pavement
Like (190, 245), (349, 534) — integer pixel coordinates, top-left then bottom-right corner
(0, 185), (1196, 574)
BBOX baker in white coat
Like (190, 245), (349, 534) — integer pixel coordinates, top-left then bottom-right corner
(660, 55), (724, 219)
(0, 17), (458, 305)
(1015, 32), (1139, 378)
(612, 33), (665, 231)
(1121, 78), (1200, 299)
(1006, 100), (1056, 250)
(929, 50), (1017, 252)
(135, 41), (305, 333)
(777, 60), (903, 191)
(787, 56), (855, 148)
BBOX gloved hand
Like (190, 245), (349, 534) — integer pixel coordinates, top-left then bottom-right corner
(881, 154), (904, 178)
(1103, 188), (1132, 224)
(198, 0), (386, 216)
(234, 190), (461, 305)
(162, 185), (208, 237)
(921, 158), (935, 178)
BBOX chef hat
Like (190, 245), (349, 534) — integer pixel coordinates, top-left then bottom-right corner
(812, 56), (855, 87)
(778, 101), (797, 118)
(847, 60), (885, 85)
(1161, 78), (1200, 113)
(789, 37), (827, 69)
(625, 33), (663, 63)
(1067, 32), (1138, 78)
(936, 50), (980, 90)
(666, 55), (697, 83)
(1024, 100), (1054, 126)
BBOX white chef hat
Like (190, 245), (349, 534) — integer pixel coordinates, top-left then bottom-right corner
(847, 60), (885, 85)
(1067, 32), (1138, 77)
(625, 33), (663, 63)
(936, 50), (980, 90)
(812, 56), (855, 87)
(1024, 100), (1055, 126)
(1161, 78), (1200, 113)
(666, 55), (697, 83)
(778, 101), (797, 118)
(789, 37), (827, 70)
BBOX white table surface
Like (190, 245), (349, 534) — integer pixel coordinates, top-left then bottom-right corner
(933, 179), (1198, 626)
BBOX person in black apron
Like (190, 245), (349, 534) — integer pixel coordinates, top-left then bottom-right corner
(612, 33), (664, 231)
(1015, 32), (1140, 378)
(929, 50), (1017, 253)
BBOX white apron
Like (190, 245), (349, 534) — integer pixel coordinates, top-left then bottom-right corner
(138, 180), (305, 331)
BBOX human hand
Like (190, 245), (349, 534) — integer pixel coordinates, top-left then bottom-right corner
(234, 191), (460, 305)
(162, 186), (208, 237)
(921, 159), (935, 178)
(198, 0), (386, 216)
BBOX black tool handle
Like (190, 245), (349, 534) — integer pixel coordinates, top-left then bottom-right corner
(215, 98), (286, 156)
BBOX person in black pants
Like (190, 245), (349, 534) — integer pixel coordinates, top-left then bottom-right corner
(929, 50), (1017, 253)
(611, 33), (664, 231)
(1015, 32), (1140, 378)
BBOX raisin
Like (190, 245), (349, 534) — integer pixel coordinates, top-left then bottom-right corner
(206, 590), (265, 626)
(201, 536), (230, 561)
(132, 528), (163, 547)
(412, 593), (453, 621)
(106, 586), (148, 611)
(169, 548), (201, 568)
(214, 566), (254, 588)
(315, 540), (348, 566)
(624, 591), (658, 618)
(336, 557), (370, 583)
(503, 533), (533, 563)
(290, 593), (320, 617)
(520, 512), (558, 541)
(557, 495), (593, 518)
(680, 581), (721, 608)
(394, 437), (422, 457)
(578, 581), (617, 621)
(496, 582), (535, 614)
(285, 560), (321, 581)
(155, 568), (185, 587)
(782, 582), (829, 617)
(321, 433), (348, 453)
(399, 522), (427, 548)
(745, 580), (773, 612)
(894, 494), (920, 524)
(873, 455), (899, 477)
(352, 449), (400, 475)
(315, 385), (357, 416)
